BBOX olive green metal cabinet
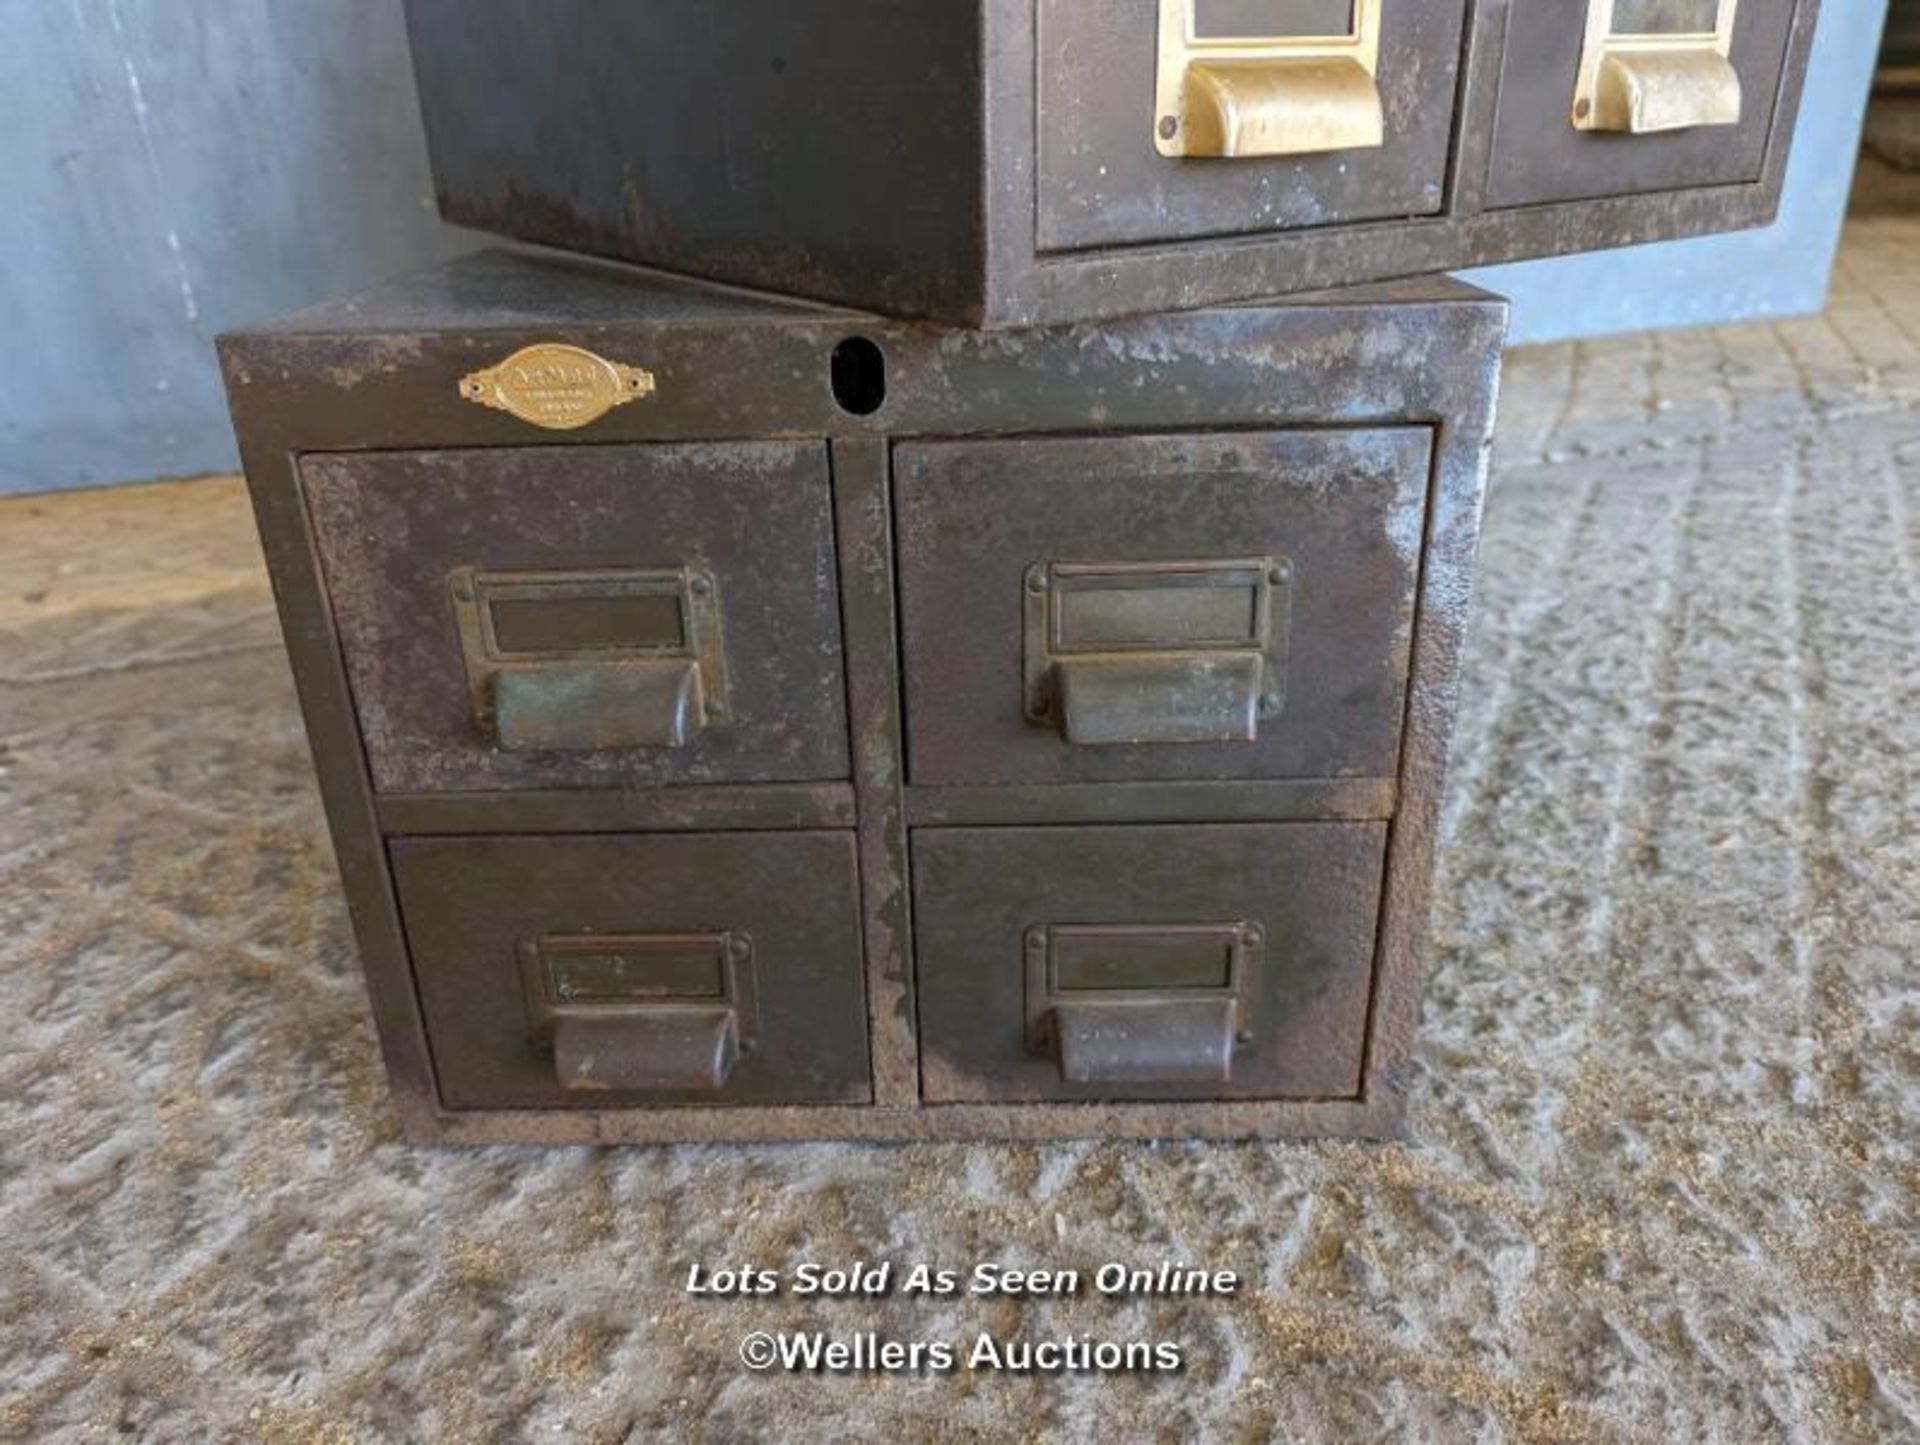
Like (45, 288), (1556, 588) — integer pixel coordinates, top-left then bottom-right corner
(218, 251), (1505, 1143)
(404, 0), (1820, 325)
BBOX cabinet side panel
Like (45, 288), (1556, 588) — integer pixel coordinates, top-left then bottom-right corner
(406, 0), (987, 321)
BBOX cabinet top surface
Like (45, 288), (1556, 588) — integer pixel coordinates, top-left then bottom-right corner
(228, 249), (1504, 344)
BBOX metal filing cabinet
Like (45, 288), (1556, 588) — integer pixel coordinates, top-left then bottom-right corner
(402, 0), (1821, 325)
(218, 250), (1504, 1143)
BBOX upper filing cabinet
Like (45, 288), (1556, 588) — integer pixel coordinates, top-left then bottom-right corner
(403, 0), (1821, 327)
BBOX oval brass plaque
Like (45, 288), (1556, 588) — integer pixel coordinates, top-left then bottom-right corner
(459, 343), (657, 430)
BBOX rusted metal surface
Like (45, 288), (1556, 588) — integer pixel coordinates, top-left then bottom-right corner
(828, 438), (920, 1108)
(399, 0), (1817, 326)
(914, 823), (1385, 1102)
(216, 251), (1505, 1142)
(390, 832), (870, 1108)
(373, 783), (857, 835)
(895, 430), (1428, 787)
(902, 778), (1395, 827)
(302, 442), (849, 793)
(404, 0), (988, 324)
(1041, 0), (1459, 247)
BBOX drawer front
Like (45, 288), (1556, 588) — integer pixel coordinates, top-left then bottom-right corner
(914, 823), (1384, 1102)
(392, 832), (869, 1109)
(894, 430), (1428, 787)
(1036, 0), (1467, 252)
(303, 443), (849, 793)
(1484, 0), (1799, 208)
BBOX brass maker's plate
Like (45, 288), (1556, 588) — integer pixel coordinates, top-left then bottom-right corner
(459, 343), (657, 430)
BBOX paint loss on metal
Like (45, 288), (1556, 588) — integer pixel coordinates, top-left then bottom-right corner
(217, 251), (1505, 1142)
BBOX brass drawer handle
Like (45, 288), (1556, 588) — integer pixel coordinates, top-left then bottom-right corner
(1574, 0), (1743, 133)
(1154, 0), (1385, 158)
(1025, 923), (1260, 1085)
(522, 931), (758, 1092)
(450, 566), (731, 751)
(1023, 557), (1291, 746)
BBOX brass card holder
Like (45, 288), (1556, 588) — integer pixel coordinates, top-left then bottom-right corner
(1154, 0), (1385, 158)
(1023, 557), (1291, 746)
(1574, 0), (1742, 133)
(450, 565), (731, 752)
(522, 931), (759, 1092)
(1025, 923), (1261, 1085)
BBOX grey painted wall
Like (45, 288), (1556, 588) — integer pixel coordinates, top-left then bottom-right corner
(1, 0), (470, 494)
(0, 0), (1887, 494)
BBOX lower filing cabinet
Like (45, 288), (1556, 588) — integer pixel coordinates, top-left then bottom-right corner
(218, 250), (1505, 1143)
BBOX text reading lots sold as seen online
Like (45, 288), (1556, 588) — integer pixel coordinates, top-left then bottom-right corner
(687, 1260), (1239, 1298)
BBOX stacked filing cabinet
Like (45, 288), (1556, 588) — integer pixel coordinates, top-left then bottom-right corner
(218, 255), (1504, 1142)
(404, 0), (1823, 325)
(222, 0), (1827, 1141)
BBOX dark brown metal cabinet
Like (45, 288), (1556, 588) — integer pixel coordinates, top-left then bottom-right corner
(894, 430), (1427, 787)
(402, 0), (1820, 326)
(913, 823), (1388, 1103)
(218, 249), (1504, 1143)
(305, 443), (850, 793)
(1483, 0), (1802, 207)
(1034, 0), (1469, 251)
(392, 833), (870, 1108)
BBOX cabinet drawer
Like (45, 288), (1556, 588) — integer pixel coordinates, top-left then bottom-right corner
(1036, 0), (1466, 252)
(391, 832), (870, 1109)
(303, 443), (849, 793)
(1484, 0), (1800, 209)
(913, 823), (1384, 1103)
(895, 430), (1428, 788)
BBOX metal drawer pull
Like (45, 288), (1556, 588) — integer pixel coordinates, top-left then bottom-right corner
(553, 1011), (739, 1093)
(1574, 0), (1742, 133)
(1026, 923), (1261, 1085)
(1024, 557), (1291, 746)
(523, 931), (758, 1092)
(1054, 999), (1238, 1085)
(1155, 0), (1385, 158)
(451, 565), (731, 751)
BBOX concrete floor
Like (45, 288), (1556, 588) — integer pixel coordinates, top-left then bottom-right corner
(2, 216), (1917, 1442)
